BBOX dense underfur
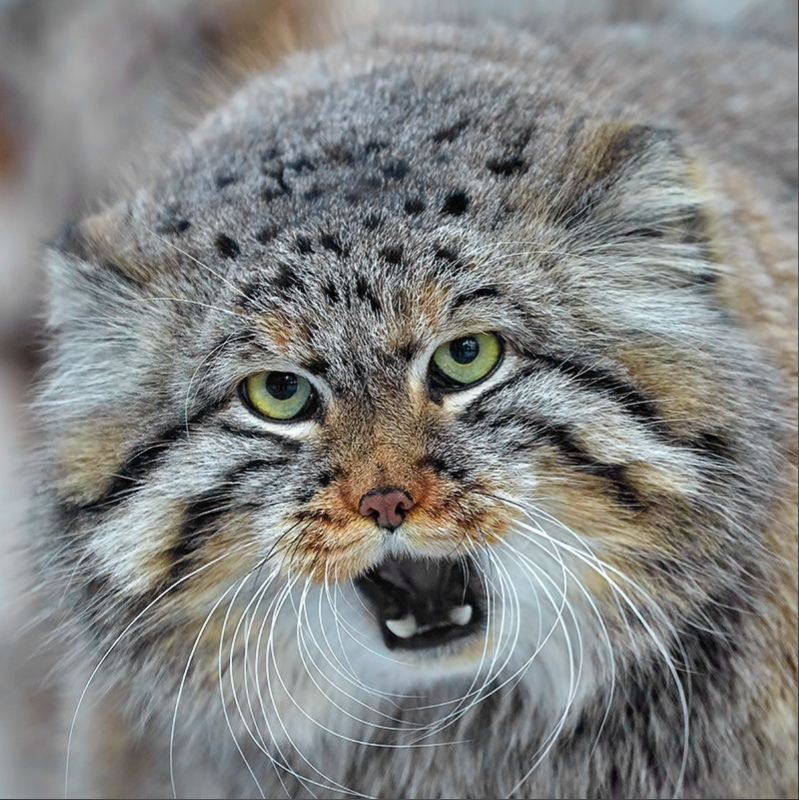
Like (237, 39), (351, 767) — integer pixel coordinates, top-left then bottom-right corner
(32, 17), (797, 800)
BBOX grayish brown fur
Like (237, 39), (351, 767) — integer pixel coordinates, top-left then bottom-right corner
(27, 4), (797, 799)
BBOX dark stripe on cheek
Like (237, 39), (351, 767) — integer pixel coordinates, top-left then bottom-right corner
(67, 403), (218, 514)
(167, 486), (236, 583)
(469, 399), (647, 512)
(689, 431), (735, 463)
(531, 352), (667, 434)
(165, 458), (288, 583)
(523, 422), (647, 512)
(459, 368), (539, 423)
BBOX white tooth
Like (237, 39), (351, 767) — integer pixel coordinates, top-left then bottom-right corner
(385, 614), (418, 639)
(449, 604), (473, 626)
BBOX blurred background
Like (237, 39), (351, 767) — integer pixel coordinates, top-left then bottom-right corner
(0, 1), (795, 796)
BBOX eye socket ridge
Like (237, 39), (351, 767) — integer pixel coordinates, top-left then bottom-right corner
(240, 370), (319, 422)
(429, 332), (504, 393)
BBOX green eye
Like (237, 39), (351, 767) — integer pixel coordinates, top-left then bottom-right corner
(242, 371), (314, 421)
(431, 332), (502, 389)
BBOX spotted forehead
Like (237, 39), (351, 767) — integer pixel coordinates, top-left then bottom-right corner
(137, 64), (580, 369)
(143, 63), (571, 284)
(226, 225), (505, 377)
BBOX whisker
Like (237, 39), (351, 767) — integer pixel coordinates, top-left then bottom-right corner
(169, 571), (256, 798)
(141, 225), (265, 312)
(494, 497), (689, 796)
(65, 540), (260, 799)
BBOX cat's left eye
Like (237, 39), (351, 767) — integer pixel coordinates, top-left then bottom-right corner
(241, 371), (316, 421)
(430, 332), (503, 391)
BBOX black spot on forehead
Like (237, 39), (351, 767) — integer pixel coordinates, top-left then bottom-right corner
(156, 216), (191, 235)
(382, 158), (410, 181)
(404, 197), (425, 215)
(431, 118), (469, 144)
(364, 139), (389, 154)
(355, 275), (382, 315)
(322, 280), (340, 305)
(286, 155), (316, 174)
(215, 173), (238, 189)
(320, 232), (349, 257)
(274, 263), (306, 296)
(324, 142), (354, 164)
(215, 233), (240, 259)
(441, 190), (470, 217)
(294, 234), (314, 254)
(256, 224), (279, 244)
(486, 155), (527, 177)
(303, 184), (325, 202)
(433, 246), (469, 274)
(379, 245), (403, 265)
(363, 212), (382, 230)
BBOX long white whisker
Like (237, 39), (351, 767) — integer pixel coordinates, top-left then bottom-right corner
(170, 572), (253, 798)
(506, 511), (689, 796)
(260, 572), (367, 797)
(65, 541), (259, 799)
(219, 569), (288, 799)
(253, 573), (317, 796)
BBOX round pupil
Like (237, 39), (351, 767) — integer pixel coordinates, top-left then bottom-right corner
(265, 372), (298, 400)
(450, 337), (479, 365)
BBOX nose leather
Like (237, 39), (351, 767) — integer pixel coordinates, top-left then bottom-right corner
(358, 487), (414, 531)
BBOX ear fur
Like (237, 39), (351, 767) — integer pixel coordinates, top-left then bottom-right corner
(45, 208), (159, 330)
(547, 120), (716, 255)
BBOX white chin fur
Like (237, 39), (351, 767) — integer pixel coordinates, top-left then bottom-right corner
(237, 519), (606, 755)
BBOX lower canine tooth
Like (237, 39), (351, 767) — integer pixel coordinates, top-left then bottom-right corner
(449, 604), (473, 626)
(386, 614), (418, 639)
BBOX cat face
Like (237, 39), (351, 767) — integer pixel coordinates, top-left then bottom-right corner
(35, 51), (786, 789)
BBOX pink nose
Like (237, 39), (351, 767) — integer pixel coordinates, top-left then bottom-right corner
(358, 488), (415, 531)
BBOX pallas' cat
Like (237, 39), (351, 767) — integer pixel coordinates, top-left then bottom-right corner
(31, 7), (798, 799)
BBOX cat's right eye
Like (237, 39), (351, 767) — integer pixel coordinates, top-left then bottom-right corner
(240, 371), (316, 421)
(429, 332), (503, 392)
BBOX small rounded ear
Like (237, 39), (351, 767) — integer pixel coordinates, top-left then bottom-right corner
(49, 207), (156, 284)
(547, 120), (715, 254)
(45, 207), (161, 330)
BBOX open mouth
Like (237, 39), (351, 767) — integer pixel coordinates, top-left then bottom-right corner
(354, 555), (483, 651)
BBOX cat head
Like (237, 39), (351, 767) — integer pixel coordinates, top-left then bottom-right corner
(35, 37), (786, 773)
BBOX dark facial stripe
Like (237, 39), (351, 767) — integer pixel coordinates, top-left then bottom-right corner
(166, 458), (289, 583)
(688, 431), (735, 464)
(533, 353), (742, 469)
(450, 285), (500, 312)
(217, 422), (303, 451)
(67, 402), (219, 515)
(462, 354), (739, 474)
(459, 367), (540, 423)
(459, 354), (663, 436)
(530, 352), (667, 433)
(504, 419), (647, 512)
(462, 380), (646, 511)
